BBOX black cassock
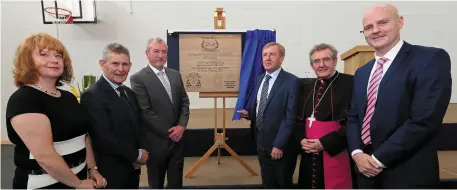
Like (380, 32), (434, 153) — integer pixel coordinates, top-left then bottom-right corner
(295, 71), (356, 189)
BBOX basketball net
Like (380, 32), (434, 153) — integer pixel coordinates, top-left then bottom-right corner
(44, 7), (73, 24)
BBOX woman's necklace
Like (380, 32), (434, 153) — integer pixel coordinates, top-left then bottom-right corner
(28, 84), (60, 97)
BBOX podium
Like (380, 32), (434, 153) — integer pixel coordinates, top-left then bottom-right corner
(340, 45), (375, 75)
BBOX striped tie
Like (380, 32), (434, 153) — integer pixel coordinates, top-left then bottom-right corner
(256, 75), (272, 131)
(361, 57), (388, 144)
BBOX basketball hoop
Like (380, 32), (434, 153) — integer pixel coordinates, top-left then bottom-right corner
(44, 7), (73, 24)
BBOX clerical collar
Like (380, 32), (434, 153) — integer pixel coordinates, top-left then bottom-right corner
(317, 71), (338, 86)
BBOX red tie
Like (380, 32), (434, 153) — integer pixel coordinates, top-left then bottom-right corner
(361, 57), (388, 144)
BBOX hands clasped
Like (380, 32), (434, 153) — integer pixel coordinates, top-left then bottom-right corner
(352, 153), (383, 178)
(88, 169), (107, 188)
(301, 138), (324, 153)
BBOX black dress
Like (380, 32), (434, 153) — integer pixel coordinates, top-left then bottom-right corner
(6, 86), (89, 189)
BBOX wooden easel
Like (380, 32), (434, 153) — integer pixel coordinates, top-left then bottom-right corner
(184, 7), (258, 178)
(184, 92), (258, 177)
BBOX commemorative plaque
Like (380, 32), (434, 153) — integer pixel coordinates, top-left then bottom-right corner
(179, 34), (241, 92)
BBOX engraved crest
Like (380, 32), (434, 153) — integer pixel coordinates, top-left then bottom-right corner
(201, 39), (219, 51)
(186, 72), (202, 88)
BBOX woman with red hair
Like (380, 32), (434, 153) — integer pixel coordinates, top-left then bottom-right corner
(6, 33), (106, 189)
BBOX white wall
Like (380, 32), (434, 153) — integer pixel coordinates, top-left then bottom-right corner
(2, 1), (456, 141)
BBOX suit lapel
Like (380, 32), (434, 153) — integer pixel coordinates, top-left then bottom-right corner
(98, 77), (136, 125)
(165, 68), (178, 106)
(255, 73), (265, 103)
(266, 70), (285, 108)
(379, 42), (412, 87)
(99, 76), (121, 101)
(361, 60), (375, 110)
(145, 66), (174, 106)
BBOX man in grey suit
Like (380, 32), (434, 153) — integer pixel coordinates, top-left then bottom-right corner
(130, 38), (190, 189)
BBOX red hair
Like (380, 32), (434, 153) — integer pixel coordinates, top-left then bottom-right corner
(13, 33), (73, 87)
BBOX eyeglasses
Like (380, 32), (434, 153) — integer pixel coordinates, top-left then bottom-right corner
(311, 57), (333, 65)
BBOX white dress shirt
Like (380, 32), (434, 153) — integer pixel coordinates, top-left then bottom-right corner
(149, 64), (168, 78)
(351, 40), (404, 168)
(103, 74), (124, 97)
(256, 68), (282, 115)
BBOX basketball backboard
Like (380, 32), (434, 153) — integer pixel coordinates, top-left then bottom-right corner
(41, 0), (97, 24)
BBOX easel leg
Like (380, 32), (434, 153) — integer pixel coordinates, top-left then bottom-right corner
(217, 147), (221, 164)
(219, 97), (226, 165)
(184, 95), (258, 178)
(223, 143), (258, 176)
(216, 97), (221, 164)
(184, 143), (219, 178)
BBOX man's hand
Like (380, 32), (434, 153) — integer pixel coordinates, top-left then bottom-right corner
(138, 149), (149, 165)
(271, 147), (283, 160)
(352, 153), (383, 177)
(168, 125), (185, 142)
(301, 138), (324, 153)
(236, 109), (249, 119)
(133, 163), (141, 170)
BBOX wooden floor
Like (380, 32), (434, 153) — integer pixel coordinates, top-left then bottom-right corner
(1, 104), (455, 187)
(440, 151), (457, 179)
(136, 104), (457, 186)
(137, 151), (457, 186)
(187, 108), (250, 129)
(444, 103), (457, 123)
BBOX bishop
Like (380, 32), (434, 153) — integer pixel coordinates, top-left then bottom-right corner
(296, 44), (356, 189)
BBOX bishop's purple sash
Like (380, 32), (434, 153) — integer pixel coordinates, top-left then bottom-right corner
(305, 119), (352, 189)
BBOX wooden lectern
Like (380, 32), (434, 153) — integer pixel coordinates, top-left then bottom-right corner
(340, 45), (375, 75)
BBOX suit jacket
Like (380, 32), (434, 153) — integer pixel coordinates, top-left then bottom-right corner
(130, 66), (190, 146)
(249, 69), (300, 153)
(347, 42), (452, 185)
(80, 76), (141, 183)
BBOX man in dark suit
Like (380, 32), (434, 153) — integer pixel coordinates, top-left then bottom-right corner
(238, 42), (299, 188)
(81, 43), (148, 189)
(347, 4), (452, 188)
(130, 38), (190, 189)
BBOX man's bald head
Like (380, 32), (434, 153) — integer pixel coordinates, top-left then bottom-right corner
(362, 4), (404, 56)
(363, 4), (400, 23)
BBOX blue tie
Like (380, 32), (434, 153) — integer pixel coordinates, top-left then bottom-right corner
(256, 75), (272, 131)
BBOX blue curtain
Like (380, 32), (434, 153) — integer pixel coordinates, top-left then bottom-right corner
(232, 29), (276, 120)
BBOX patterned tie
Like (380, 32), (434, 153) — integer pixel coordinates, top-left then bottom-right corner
(117, 86), (136, 125)
(256, 75), (272, 131)
(361, 57), (388, 144)
(157, 71), (173, 102)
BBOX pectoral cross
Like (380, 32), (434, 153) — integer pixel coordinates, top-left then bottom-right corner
(308, 114), (316, 128)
